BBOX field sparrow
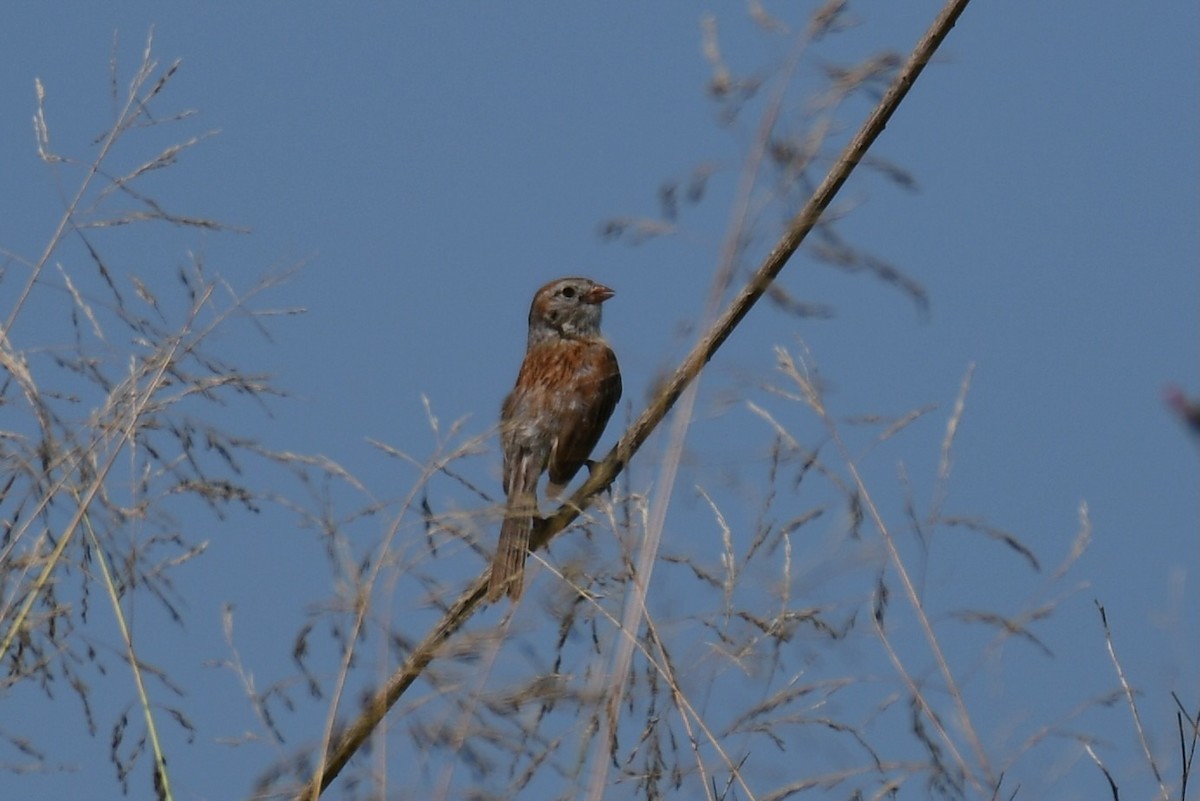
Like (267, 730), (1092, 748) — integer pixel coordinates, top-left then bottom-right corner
(487, 277), (622, 601)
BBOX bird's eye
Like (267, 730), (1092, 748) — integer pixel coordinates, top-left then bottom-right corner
(560, 286), (577, 299)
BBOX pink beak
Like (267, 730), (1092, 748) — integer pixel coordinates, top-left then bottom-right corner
(583, 283), (615, 304)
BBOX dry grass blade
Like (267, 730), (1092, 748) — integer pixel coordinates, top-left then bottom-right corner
(83, 503), (173, 801)
(878, 403), (938, 442)
(1173, 692), (1199, 799)
(950, 610), (1053, 657)
(1084, 743), (1121, 801)
(931, 362), (974, 522)
(292, 1), (975, 797)
(1052, 500), (1092, 582)
(940, 516), (1040, 572)
(1096, 602), (1169, 800)
(57, 263), (107, 342)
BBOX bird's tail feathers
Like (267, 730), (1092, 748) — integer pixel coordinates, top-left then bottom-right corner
(488, 493), (536, 601)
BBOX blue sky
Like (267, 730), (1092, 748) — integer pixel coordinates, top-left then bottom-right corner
(1, 3), (1196, 800)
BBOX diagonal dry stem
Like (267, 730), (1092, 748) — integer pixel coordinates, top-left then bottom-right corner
(1098, 602), (1170, 800)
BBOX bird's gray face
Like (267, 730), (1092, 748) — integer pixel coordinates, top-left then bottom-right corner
(527, 277), (614, 346)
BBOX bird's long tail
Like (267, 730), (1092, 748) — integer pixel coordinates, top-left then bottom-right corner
(489, 491), (536, 601)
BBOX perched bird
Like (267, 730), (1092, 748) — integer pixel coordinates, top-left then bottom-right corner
(488, 277), (622, 601)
